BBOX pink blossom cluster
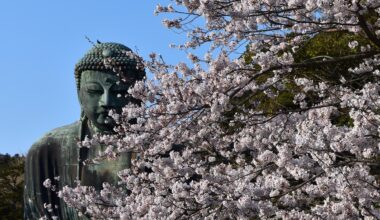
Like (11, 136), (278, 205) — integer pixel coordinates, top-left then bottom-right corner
(59, 1), (380, 219)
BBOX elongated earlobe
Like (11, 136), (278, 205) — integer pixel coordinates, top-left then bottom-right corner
(79, 110), (87, 141)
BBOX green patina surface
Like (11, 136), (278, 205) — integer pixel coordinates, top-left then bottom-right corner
(24, 43), (143, 219)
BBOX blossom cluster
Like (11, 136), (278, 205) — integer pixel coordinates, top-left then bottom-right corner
(60, 1), (380, 219)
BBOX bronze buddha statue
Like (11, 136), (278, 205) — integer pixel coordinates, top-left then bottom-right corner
(24, 42), (144, 219)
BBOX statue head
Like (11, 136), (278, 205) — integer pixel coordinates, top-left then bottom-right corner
(75, 42), (145, 132)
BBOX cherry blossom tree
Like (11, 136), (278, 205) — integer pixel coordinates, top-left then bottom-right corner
(58, 1), (380, 219)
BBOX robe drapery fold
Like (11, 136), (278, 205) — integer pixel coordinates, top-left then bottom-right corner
(24, 119), (132, 219)
(24, 121), (86, 220)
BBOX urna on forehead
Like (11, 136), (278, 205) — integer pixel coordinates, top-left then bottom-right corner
(74, 42), (145, 90)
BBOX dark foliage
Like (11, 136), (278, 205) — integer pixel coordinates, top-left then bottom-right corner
(0, 154), (25, 220)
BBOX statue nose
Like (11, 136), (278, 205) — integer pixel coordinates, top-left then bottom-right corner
(100, 91), (112, 107)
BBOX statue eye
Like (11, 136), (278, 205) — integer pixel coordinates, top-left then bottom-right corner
(113, 89), (128, 94)
(87, 89), (103, 94)
(85, 86), (103, 94)
(111, 86), (129, 96)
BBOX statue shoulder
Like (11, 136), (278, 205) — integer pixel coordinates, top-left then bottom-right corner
(27, 121), (81, 155)
(24, 121), (82, 219)
(43, 121), (81, 139)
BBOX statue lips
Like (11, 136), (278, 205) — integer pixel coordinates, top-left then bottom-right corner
(97, 109), (116, 126)
(95, 109), (107, 119)
(97, 107), (112, 115)
(97, 110), (109, 115)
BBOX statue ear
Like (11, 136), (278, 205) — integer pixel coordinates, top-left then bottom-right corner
(80, 110), (86, 121)
(77, 89), (83, 105)
(79, 110), (88, 141)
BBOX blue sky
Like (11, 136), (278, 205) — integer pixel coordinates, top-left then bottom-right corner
(0, 1), (191, 155)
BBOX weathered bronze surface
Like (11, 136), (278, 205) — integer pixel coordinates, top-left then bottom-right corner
(24, 43), (144, 219)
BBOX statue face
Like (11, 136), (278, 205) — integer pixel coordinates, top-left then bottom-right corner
(79, 70), (132, 132)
